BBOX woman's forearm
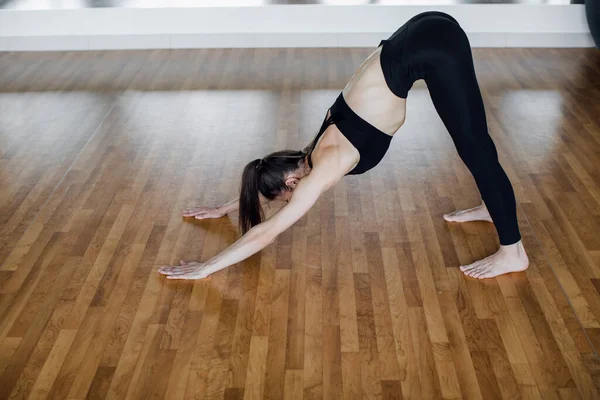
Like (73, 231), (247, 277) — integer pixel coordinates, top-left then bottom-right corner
(217, 198), (240, 215)
(202, 225), (272, 274)
(206, 196), (275, 271)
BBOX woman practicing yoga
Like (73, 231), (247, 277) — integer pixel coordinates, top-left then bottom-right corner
(158, 11), (529, 280)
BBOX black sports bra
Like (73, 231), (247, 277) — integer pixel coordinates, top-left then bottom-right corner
(307, 92), (393, 175)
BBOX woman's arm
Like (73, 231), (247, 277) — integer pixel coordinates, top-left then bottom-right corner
(182, 194), (272, 219)
(160, 149), (346, 279)
(217, 197), (240, 215)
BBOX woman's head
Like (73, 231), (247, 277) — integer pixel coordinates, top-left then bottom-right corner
(239, 149), (308, 234)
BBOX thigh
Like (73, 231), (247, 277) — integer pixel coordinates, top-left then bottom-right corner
(425, 52), (493, 155)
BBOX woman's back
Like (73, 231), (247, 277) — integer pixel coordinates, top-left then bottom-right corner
(341, 46), (407, 137)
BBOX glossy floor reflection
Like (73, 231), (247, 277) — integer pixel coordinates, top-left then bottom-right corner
(0, 0), (574, 10)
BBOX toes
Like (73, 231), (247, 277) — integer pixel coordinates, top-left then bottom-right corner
(464, 262), (508, 280)
(444, 212), (460, 222)
(443, 211), (461, 221)
(459, 262), (472, 272)
(468, 269), (483, 278)
(477, 267), (498, 279)
(461, 262), (491, 278)
(467, 267), (481, 278)
(463, 266), (480, 276)
(472, 266), (490, 279)
(460, 259), (484, 272)
(475, 264), (492, 278)
(477, 271), (494, 279)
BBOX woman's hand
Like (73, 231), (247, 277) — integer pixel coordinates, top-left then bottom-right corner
(157, 260), (214, 280)
(182, 205), (225, 220)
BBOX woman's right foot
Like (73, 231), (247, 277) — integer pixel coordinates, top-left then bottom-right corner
(443, 203), (493, 223)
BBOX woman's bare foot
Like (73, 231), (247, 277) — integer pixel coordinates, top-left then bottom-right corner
(460, 240), (529, 279)
(443, 202), (493, 223)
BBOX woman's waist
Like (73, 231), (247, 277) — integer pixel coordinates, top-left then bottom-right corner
(341, 85), (406, 136)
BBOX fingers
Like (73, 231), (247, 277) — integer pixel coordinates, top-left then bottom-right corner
(166, 274), (207, 280)
(181, 206), (224, 220)
(182, 211), (218, 219)
(158, 260), (207, 279)
(182, 206), (199, 214)
(181, 205), (215, 217)
(182, 209), (207, 217)
(167, 273), (191, 280)
(160, 268), (209, 280)
(157, 263), (195, 275)
(158, 267), (194, 276)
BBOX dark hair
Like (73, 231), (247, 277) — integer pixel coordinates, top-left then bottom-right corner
(239, 150), (306, 234)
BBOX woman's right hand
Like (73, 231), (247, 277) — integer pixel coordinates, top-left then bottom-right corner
(182, 205), (225, 219)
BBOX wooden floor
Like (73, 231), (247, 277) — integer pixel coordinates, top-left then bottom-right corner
(1, 47), (600, 400)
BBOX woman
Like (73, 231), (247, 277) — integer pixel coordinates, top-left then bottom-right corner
(158, 11), (529, 281)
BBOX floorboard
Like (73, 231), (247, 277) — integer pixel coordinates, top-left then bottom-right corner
(1, 47), (599, 399)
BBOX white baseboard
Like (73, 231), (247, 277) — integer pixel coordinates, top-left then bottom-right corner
(0, 4), (594, 51)
(504, 32), (595, 48)
(88, 34), (170, 50)
(1, 32), (595, 51)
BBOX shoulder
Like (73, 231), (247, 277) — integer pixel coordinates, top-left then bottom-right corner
(311, 131), (359, 179)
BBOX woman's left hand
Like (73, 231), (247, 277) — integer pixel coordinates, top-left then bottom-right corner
(157, 260), (213, 280)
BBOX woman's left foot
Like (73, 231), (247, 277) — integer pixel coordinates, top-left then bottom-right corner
(460, 240), (529, 279)
(443, 202), (492, 223)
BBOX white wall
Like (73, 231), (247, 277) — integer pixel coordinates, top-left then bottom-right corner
(0, 4), (594, 51)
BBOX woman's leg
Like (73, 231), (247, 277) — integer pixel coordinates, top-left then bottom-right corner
(382, 11), (460, 45)
(405, 11), (459, 27)
(425, 38), (528, 278)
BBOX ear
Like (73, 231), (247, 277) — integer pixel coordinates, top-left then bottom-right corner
(285, 177), (300, 189)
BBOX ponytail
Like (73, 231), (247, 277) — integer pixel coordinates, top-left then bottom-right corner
(239, 159), (265, 234)
(239, 150), (306, 234)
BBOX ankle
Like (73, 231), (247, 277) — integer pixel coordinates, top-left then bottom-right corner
(500, 240), (526, 258)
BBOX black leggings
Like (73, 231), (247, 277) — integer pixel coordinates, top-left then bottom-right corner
(381, 12), (521, 245)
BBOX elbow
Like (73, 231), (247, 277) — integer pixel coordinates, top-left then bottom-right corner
(249, 224), (276, 248)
